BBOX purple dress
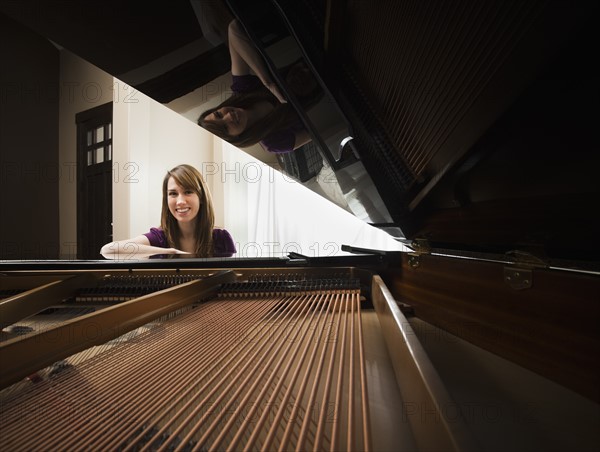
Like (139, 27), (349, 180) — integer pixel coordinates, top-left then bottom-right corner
(143, 228), (236, 257)
(231, 74), (304, 154)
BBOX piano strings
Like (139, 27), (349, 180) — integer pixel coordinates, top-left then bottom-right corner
(0, 276), (373, 451)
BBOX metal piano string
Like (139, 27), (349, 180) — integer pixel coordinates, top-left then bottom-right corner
(0, 277), (371, 451)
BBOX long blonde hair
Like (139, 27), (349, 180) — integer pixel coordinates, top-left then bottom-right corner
(160, 164), (215, 257)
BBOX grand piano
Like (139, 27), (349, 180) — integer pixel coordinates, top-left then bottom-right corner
(1, 1), (599, 451)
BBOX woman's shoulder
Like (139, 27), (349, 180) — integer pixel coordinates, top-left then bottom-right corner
(231, 74), (262, 94)
(212, 228), (234, 243)
(261, 129), (296, 154)
(144, 227), (167, 248)
(212, 228), (237, 257)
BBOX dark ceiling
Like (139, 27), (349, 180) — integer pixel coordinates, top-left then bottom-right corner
(0, 0), (203, 75)
(0, 0), (235, 102)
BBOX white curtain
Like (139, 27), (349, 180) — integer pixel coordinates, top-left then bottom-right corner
(220, 142), (406, 258)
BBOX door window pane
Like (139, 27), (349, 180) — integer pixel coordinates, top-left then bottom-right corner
(96, 126), (104, 143)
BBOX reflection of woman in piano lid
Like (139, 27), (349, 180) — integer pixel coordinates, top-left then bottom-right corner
(100, 164), (236, 259)
(198, 19), (317, 154)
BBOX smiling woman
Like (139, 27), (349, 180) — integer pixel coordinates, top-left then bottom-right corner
(197, 19), (313, 153)
(100, 164), (236, 259)
(204, 106), (249, 137)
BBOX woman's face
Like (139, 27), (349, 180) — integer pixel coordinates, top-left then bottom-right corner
(204, 106), (248, 137)
(167, 177), (201, 225)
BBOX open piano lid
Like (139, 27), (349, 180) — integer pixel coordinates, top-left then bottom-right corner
(2, 0), (597, 266)
(232, 0), (599, 266)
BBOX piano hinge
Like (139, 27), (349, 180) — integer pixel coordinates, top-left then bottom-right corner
(407, 254), (420, 269)
(405, 239), (431, 270)
(503, 250), (548, 290)
(503, 267), (533, 290)
(407, 238), (431, 254)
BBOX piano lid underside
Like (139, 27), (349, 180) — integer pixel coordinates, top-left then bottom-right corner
(312, 0), (600, 260)
(2, 0), (597, 260)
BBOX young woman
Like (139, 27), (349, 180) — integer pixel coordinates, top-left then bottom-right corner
(100, 164), (236, 258)
(198, 19), (316, 154)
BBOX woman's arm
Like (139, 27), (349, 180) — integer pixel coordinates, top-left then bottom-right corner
(228, 19), (286, 103)
(100, 235), (186, 259)
(262, 127), (312, 154)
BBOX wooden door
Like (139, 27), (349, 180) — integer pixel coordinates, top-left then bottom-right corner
(76, 102), (113, 259)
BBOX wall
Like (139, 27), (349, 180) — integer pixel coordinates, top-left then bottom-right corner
(0, 14), (59, 259)
(58, 50), (113, 258)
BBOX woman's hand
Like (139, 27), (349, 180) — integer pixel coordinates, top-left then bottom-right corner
(264, 82), (287, 103)
(170, 248), (191, 254)
(100, 236), (189, 260)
